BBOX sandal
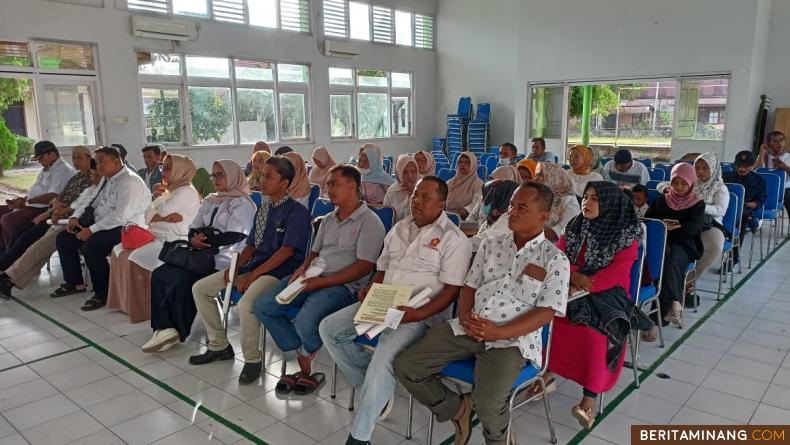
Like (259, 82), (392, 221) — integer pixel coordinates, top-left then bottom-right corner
(523, 376), (557, 400)
(640, 326), (658, 343)
(50, 283), (85, 298)
(293, 372), (325, 395)
(275, 372), (302, 394)
(571, 404), (596, 429)
(80, 297), (105, 311)
(664, 301), (683, 326)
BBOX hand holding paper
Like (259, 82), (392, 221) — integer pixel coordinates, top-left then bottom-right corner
(275, 258), (326, 304)
(356, 287), (433, 339)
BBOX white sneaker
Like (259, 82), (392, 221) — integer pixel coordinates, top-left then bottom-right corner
(142, 331), (162, 352)
(142, 329), (179, 353)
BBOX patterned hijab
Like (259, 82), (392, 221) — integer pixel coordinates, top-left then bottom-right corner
(361, 148), (395, 186)
(248, 151), (271, 192)
(204, 160), (255, 208)
(564, 181), (643, 271)
(569, 145), (595, 175)
(163, 154), (196, 191)
(666, 163), (702, 211)
(694, 153), (724, 204)
(482, 179), (519, 226)
(284, 152), (311, 199)
(415, 150), (436, 176)
(447, 153), (483, 211)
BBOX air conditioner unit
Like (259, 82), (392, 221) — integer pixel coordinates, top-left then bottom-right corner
(324, 40), (360, 58)
(131, 15), (198, 41)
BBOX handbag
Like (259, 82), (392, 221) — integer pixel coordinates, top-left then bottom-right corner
(78, 179), (108, 228)
(158, 240), (217, 275)
(121, 224), (155, 249)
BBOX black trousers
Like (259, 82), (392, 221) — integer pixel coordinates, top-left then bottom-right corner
(0, 222), (50, 270)
(657, 243), (694, 325)
(55, 227), (121, 302)
(784, 188), (790, 216)
(150, 264), (211, 341)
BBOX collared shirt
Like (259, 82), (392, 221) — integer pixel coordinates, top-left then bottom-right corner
(27, 158), (76, 208)
(245, 196), (311, 279)
(57, 170), (93, 206)
(765, 152), (790, 189)
(528, 151), (559, 163)
(312, 201), (385, 292)
(602, 161), (650, 187)
(383, 184), (411, 222)
(72, 168), (151, 233)
(463, 232), (569, 365)
(137, 167), (163, 191)
(190, 196), (256, 270)
(377, 212), (472, 326)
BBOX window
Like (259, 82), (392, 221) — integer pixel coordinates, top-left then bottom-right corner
(328, 67), (412, 139)
(42, 84), (96, 146)
(676, 78), (728, 141)
(349, 2), (371, 41)
(321, 1), (432, 49)
(126, 0), (310, 33)
(708, 111), (720, 125)
(34, 42), (95, 70)
(137, 51), (310, 145)
(0, 41), (32, 67)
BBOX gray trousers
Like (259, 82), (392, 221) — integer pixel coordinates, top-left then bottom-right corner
(394, 323), (526, 445)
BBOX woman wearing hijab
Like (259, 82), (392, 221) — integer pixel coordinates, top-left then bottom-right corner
(469, 179), (519, 251)
(192, 168), (216, 198)
(244, 141), (271, 176)
(358, 147), (394, 205)
(309, 146), (336, 198)
(414, 150), (436, 176)
(567, 145), (604, 198)
(644, 163), (705, 336)
(143, 160), (257, 353)
(691, 153), (729, 291)
(447, 153), (484, 218)
(283, 152), (311, 208)
(466, 163), (522, 224)
(535, 162), (581, 241)
(248, 150), (272, 192)
(107, 154), (201, 323)
(542, 181), (651, 429)
(517, 158), (537, 183)
(383, 154), (419, 222)
(359, 143), (384, 164)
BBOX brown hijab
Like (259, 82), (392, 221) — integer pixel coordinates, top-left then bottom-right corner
(162, 154), (196, 191)
(308, 146), (336, 195)
(447, 153), (484, 212)
(284, 152), (310, 199)
(205, 160), (255, 207)
(491, 164), (522, 183)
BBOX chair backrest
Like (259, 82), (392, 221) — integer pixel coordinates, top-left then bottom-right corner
(757, 168), (786, 210)
(250, 191), (263, 208)
(647, 189), (661, 205)
(475, 103), (490, 122)
(488, 146), (500, 156)
(451, 151), (463, 167)
(642, 218), (668, 299)
(656, 164), (673, 179)
(648, 168), (665, 181)
(629, 245), (645, 302)
(371, 206), (395, 232)
(437, 168), (455, 182)
(600, 157), (612, 166)
(637, 158), (653, 168)
(646, 180), (662, 190)
(382, 158), (392, 174)
(457, 97), (472, 117)
(485, 156), (500, 178)
(721, 191), (739, 240)
(308, 184), (320, 211)
(477, 165), (487, 181)
(311, 198), (334, 219)
(445, 212), (460, 226)
(721, 164), (734, 174)
(725, 182), (745, 238)
(757, 172), (781, 212)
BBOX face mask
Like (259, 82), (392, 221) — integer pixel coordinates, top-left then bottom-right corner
(358, 168), (371, 175)
(482, 203), (492, 216)
(498, 158), (510, 167)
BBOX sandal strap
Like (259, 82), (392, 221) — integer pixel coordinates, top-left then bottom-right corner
(295, 375), (320, 389)
(279, 373), (301, 386)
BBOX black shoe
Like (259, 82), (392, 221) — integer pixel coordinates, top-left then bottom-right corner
(188, 345), (235, 365)
(684, 294), (700, 308)
(345, 435), (371, 445)
(0, 278), (11, 300)
(238, 362), (262, 384)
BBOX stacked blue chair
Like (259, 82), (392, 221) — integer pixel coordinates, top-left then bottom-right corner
(437, 168), (454, 182)
(432, 137), (446, 155)
(467, 103), (491, 151)
(446, 97), (472, 152)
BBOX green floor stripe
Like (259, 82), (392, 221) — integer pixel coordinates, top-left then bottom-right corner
(565, 237), (788, 445)
(0, 344), (90, 373)
(9, 297), (269, 445)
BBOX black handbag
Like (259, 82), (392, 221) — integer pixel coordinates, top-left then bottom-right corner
(158, 240), (218, 276)
(78, 179), (108, 228)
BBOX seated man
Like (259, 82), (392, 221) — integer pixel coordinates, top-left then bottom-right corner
(254, 165), (386, 394)
(601, 149), (649, 188)
(54, 146), (151, 310)
(758, 131), (790, 214)
(136, 144), (163, 190)
(0, 159), (102, 299)
(723, 150), (767, 267)
(394, 182), (570, 445)
(190, 156), (311, 384)
(319, 176), (472, 445)
(0, 141), (75, 251)
(498, 142), (519, 166)
(527, 138), (558, 163)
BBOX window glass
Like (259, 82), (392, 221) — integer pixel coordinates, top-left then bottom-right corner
(141, 87), (182, 143)
(188, 86), (233, 145)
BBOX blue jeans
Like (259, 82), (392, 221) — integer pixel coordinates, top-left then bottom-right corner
(253, 275), (356, 361)
(318, 302), (429, 441)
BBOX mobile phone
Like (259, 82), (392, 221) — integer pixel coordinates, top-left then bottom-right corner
(663, 219), (680, 226)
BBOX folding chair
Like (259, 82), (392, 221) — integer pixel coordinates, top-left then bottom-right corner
(445, 212), (461, 226)
(477, 165), (488, 181)
(725, 183), (746, 273)
(637, 159), (653, 168)
(716, 191), (739, 300)
(311, 198), (334, 219)
(370, 206), (395, 233)
(626, 244), (646, 386)
(637, 218), (668, 349)
(485, 157), (500, 178)
(648, 168), (665, 181)
(420, 323), (558, 445)
(646, 180), (662, 190)
(753, 172), (781, 255)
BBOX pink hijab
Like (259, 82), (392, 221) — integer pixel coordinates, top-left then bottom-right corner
(666, 163), (702, 211)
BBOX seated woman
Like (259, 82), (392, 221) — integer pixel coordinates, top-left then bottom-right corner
(358, 147), (394, 205)
(446, 153), (483, 219)
(247, 150), (271, 192)
(689, 153), (728, 297)
(383, 154), (419, 222)
(567, 145), (603, 198)
(644, 163), (705, 333)
(535, 162), (581, 242)
(107, 155), (201, 322)
(466, 163), (522, 224)
(517, 158), (537, 183)
(309, 146), (336, 198)
(544, 181), (651, 428)
(283, 152), (311, 208)
(414, 150), (436, 176)
(469, 179), (519, 251)
(143, 160), (257, 352)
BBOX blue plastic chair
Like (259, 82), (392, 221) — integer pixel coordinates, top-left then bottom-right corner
(646, 180), (662, 190)
(638, 218), (667, 348)
(445, 212), (460, 226)
(715, 191), (739, 299)
(477, 165), (487, 181)
(437, 168), (454, 182)
(311, 198), (334, 219)
(371, 206), (395, 233)
(308, 184), (320, 212)
(561, 164), (571, 171)
(754, 172), (781, 251)
(421, 324), (558, 445)
(382, 158), (392, 174)
(626, 244), (646, 385)
(656, 164), (673, 180)
(647, 189), (661, 205)
(489, 146), (500, 156)
(648, 168), (666, 181)
(721, 164), (734, 174)
(637, 159), (653, 168)
(485, 156), (500, 179)
(447, 97), (472, 120)
(250, 191), (263, 207)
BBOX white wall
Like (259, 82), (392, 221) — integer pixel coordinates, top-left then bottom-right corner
(0, 0), (437, 167)
(764, 0), (790, 132)
(437, 0), (777, 162)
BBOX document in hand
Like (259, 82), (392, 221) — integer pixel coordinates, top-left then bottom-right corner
(275, 258), (327, 304)
(568, 289), (589, 302)
(353, 283), (413, 325)
(354, 287), (433, 338)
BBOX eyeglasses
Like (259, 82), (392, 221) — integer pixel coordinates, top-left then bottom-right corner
(209, 172), (226, 179)
(158, 163), (172, 172)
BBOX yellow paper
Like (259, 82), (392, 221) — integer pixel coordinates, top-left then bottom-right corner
(353, 283), (413, 324)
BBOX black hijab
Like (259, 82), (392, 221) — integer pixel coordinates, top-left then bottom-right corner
(564, 181), (642, 272)
(482, 179), (519, 226)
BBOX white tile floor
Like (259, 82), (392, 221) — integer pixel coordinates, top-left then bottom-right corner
(0, 231), (788, 444)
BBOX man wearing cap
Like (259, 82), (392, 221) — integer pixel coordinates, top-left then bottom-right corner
(723, 150), (767, 268)
(758, 131), (790, 214)
(601, 148), (649, 188)
(0, 141), (76, 252)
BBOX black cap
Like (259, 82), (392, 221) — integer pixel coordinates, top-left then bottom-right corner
(32, 141), (57, 160)
(734, 150), (755, 166)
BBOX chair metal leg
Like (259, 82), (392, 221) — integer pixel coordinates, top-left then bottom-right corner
(656, 300), (665, 348)
(46, 258), (51, 272)
(427, 414), (434, 445)
(260, 326), (266, 366)
(406, 395), (414, 440)
(280, 358), (286, 376)
(348, 386), (355, 411)
(540, 385), (558, 444)
(629, 331), (640, 388)
(716, 252), (725, 301)
(330, 363), (337, 399)
(597, 393), (605, 415)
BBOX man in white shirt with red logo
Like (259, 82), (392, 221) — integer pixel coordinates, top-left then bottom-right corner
(759, 131), (790, 214)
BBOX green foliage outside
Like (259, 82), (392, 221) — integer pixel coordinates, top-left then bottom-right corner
(0, 117), (18, 172)
(0, 57), (33, 175)
(188, 88), (232, 144)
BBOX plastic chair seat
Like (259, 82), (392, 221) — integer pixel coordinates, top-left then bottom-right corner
(639, 285), (656, 301)
(753, 209), (779, 220)
(441, 358), (540, 390)
(723, 240), (732, 252)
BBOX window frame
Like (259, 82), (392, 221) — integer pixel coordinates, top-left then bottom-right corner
(320, 0), (433, 50)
